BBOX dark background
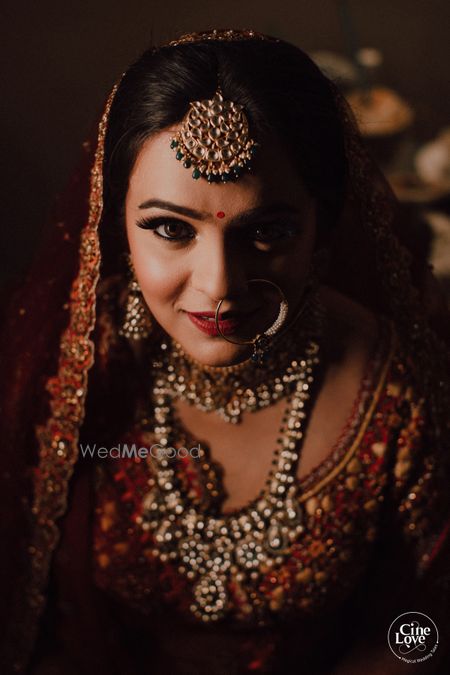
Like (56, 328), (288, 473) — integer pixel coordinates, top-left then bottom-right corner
(1, 0), (449, 289)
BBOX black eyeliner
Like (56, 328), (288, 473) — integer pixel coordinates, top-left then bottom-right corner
(135, 215), (195, 243)
(245, 221), (300, 241)
(136, 216), (186, 230)
(135, 215), (301, 244)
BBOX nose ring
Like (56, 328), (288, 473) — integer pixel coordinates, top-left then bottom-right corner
(214, 279), (290, 365)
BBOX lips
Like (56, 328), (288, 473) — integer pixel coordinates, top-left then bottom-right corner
(185, 308), (259, 336)
(188, 310), (240, 320)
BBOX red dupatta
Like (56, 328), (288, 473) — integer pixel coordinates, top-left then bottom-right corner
(1, 35), (449, 674)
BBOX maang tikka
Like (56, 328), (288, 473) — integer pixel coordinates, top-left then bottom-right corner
(170, 88), (258, 183)
(119, 256), (153, 340)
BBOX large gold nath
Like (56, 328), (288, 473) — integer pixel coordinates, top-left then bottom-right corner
(170, 89), (258, 183)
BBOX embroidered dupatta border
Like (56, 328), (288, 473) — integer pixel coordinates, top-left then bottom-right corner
(7, 86), (118, 674)
(7, 58), (448, 673)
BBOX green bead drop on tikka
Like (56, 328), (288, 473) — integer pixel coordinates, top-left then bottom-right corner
(170, 147), (255, 182)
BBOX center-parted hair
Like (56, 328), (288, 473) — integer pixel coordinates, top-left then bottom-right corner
(103, 39), (348, 232)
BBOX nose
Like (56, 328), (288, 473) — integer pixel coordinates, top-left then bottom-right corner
(190, 234), (249, 304)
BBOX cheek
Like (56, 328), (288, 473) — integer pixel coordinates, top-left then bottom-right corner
(127, 228), (187, 309)
(272, 232), (315, 284)
(285, 209), (316, 278)
(292, 237), (315, 272)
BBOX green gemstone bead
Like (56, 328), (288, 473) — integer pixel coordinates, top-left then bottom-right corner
(176, 151), (183, 160)
(192, 168), (201, 180)
(170, 139), (178, 149)
(183, 159), (192, 168)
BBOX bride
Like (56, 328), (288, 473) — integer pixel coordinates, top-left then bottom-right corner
(1, 28), (449, 675)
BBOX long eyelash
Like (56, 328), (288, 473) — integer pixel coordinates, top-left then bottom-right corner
(135, 217), (300, 244)
(136, 216), (180, 231)
(136, 217), (194, 242)
(248, 223), (300, 241)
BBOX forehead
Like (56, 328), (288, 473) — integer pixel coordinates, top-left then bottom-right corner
(126, 129), (310, 213)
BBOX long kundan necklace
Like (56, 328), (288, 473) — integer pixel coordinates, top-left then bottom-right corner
(137, 294), (326, 622)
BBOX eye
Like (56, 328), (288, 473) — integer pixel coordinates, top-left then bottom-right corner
(136, 217), (195, 242)
(249, 222), (299, 245)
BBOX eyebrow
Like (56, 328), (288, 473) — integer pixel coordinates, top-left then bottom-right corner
(137, 199), (302, 227)
(138, 199), (210, 220)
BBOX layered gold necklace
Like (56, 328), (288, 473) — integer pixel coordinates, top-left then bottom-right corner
(150, 295), (323, 424)
(137, 294), (326, 622)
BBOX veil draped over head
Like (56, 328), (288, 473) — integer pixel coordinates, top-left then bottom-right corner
(1, 30), (449, 673)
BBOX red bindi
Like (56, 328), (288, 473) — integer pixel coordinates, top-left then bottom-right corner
(216, 211), (225, 219)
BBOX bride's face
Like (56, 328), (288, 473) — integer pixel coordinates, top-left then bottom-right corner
(125, 128), (317, 366)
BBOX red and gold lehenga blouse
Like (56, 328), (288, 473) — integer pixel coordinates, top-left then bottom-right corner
(2, 35), (450, 674)
(59, 318), (445, 675)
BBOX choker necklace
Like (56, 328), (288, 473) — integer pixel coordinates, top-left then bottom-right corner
(151, 292), (324, 424)
(137, 296), (326, 623)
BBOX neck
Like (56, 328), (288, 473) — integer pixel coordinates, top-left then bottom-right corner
(150, 291), (326, 423)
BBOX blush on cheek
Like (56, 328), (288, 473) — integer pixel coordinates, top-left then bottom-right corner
(133, 258), (186, 314)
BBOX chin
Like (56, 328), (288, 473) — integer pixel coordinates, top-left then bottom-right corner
(181, 339), (252, 368)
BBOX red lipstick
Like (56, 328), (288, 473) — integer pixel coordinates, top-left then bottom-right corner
(185, 309), (257, 337)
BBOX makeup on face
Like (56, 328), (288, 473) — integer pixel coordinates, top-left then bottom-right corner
(135, 200), (306, 249)
(184, 306), (261, 336)
(125, 130), (317, 366)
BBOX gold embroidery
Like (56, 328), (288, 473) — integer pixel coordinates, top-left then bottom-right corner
(11, 85), (120, 674)
(299, 326), (396, 502)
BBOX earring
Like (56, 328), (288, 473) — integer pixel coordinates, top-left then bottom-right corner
(119, 263), (153, 340)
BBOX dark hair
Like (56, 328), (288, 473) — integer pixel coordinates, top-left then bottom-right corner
(103, 38), (347, 237)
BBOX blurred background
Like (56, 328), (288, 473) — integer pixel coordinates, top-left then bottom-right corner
(1, 0), (450, 294)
